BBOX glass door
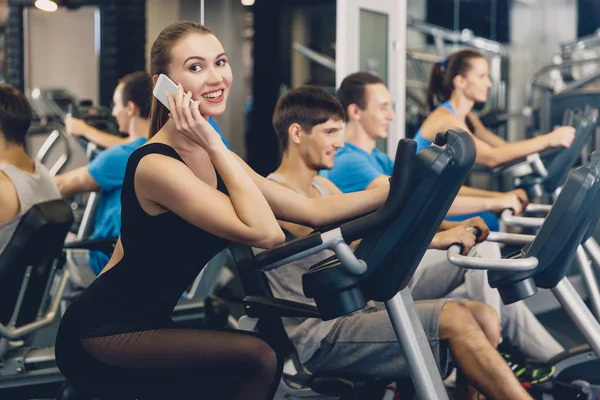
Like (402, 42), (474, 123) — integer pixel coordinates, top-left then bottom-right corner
(336, 0), (406, 157)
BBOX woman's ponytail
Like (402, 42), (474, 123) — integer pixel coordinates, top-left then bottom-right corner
(427, 61), (446, 111)
(426, 49), (485, 111)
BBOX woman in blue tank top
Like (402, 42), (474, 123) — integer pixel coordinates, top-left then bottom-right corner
(413, 100), (457, 151)
(411, 49), (579, 231)
(414, 49), (575, 165)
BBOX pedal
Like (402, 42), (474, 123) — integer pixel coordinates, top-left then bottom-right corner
(552, 380), (592, 399)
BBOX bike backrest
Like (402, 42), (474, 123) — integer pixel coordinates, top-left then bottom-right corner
(358, 129), (476, 301)
(0, 200), (73, 333)
(532, 157), (600, 288)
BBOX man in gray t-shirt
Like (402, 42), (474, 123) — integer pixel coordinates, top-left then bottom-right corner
(0, 84), (61, 254)
(264, 86), (538, 399)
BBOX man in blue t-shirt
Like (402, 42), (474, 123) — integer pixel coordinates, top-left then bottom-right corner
(321, 72), (529, 231)
(321, 74), (565, 368)
(55, 71), (153, 284)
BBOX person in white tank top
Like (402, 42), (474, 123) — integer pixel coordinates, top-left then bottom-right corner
(0, 84), (61, 254)
(265, 85), (554, 399)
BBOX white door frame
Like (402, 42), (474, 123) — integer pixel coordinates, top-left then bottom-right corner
(336, 0), (407, 158)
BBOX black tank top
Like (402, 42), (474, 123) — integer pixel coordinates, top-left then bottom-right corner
(63, 143), (231, 338)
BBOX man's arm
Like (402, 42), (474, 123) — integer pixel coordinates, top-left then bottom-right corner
(54, 166), (101, 198)
(365, 175), (392, 191)
(460, 186), (529, 208)
(314, 176), (343, 195)
(458, 186), (500, 198)
(67, 117), (128, 149)
(439, 220), (460, 231)
(362, 173), (523, 215)
(277, 177), (364, 249)
(0, 172), (20, 225)
(447, 194), (522, 216)
(80, 127), (129, 149)
(265, 179), (315, 238)
(326, 152), (387, 194)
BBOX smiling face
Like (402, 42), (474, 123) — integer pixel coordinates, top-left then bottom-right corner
(166, 32), (232, 117)
(294, 118), (344, 170)
(357, 83), (395, 140)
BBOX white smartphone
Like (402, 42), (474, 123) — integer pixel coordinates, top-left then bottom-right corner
(153, 73), (190, 111)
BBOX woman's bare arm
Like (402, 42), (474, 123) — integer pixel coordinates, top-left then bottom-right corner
(421, 112), (574, 168)
(466, 112), (507, 147)
(136, 146), (285, 249)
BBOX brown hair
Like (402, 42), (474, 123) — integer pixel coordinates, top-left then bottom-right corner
(336, 72), (385, 122)
(148, 21), (213, 139)
(119, 71), (153, 119)
(426, 49), (485, 111)
(0, 84), (32, 147)
(272, 86), (344, 152)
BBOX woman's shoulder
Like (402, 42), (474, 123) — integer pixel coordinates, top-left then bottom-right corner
(420, 108), (463, 139)
(128, 141), (185, 165)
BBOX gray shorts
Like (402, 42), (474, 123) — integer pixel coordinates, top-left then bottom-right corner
(304, 299), (453, 379)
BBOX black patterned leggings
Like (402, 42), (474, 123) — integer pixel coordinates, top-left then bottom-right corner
(56, 327), (283, 400)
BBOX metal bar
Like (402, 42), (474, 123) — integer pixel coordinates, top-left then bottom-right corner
(35, 129), (60, 163)
(561, 32), (600, 55)
(552, 278), (600, 357)
(575, 245), (600, 320)
(292, 42), (336, 71)
(407, 18), (507, 55)
(76, 191), (99, 240)
(37, 262), (58, 318)
(334, 238), (367, 275)
(561, 69), (600, 94)
(409, 60), (429, 86)
(258, 229), (367, 274)
(583, 238), (600, 285)
(539, 90), (552, 136)
(527, 153), (549, 178)
(385, 288), (449, 400)
(524, 57), (600, 107)
(447, 246), (538, 271)
(501, 210), (544, 228)
(407, 50), (442, 63)
(85, 142), (98, 160)
(49, 153), (68, 176)
(8, 265), (33, 327)
(200, 0), (204, 25)
(525, 204), (552, 213)
(258, 240), (331, 271)
(406, 80), (428, 90)
(0, 269), (70, 340)
(486, 231), (536, 245)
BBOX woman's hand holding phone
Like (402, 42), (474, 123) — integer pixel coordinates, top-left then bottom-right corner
(167, 83), (223, 152)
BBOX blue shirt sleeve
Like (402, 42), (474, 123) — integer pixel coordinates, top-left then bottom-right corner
(208, 117), (231, 150)
(87, 146), (129, 191)
(327, 152), (385, 193)
(375, 150), (394, 175)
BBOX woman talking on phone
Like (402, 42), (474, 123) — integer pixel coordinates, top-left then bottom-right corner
(54, 22), (390, 399)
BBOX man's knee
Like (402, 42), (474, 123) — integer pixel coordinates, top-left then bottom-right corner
(439, 301), (481, 339)
(464, 301), (501, 346)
